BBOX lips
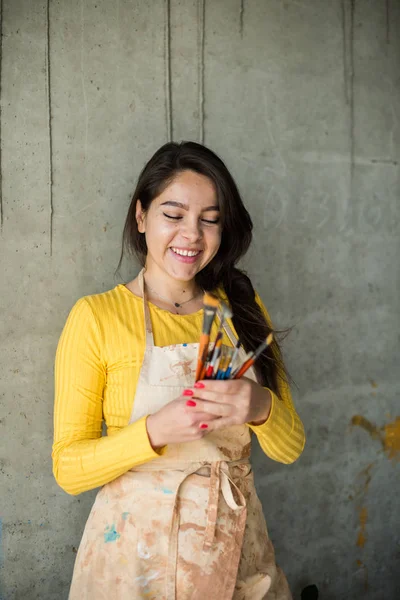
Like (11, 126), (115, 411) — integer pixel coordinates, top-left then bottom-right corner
(169, 247), (203, 263)
(170, 247), (201, 257)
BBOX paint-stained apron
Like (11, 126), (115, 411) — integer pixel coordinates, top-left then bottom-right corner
(69, 270), (292, 600)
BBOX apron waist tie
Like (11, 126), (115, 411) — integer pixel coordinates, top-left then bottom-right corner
(167, 458), (249, 599)
(203, 459), (247, 550)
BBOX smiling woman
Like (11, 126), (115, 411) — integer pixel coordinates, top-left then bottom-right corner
(53, 141), (305, 599)
(133, 170), (222, 297)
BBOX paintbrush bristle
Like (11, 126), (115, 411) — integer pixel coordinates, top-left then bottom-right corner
(203, 292), (219, 308)
(266, 333), (274, 345)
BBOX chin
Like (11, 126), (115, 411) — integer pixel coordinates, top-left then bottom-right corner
(166, 261), (206, 282)
(169, 267), (201, 282)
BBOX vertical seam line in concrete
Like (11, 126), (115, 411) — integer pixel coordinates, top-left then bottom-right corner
(239, 0), (245, 38)
(164, 0), (172, 142)
(349, 0), (355, 183)
(0, 0), (3, 232)
(341, 0), (349, 105)
(46, 0), (53, 256)
(386, 0), (390, 45)
(0, 518), (3, 571)
(80, 1), (88, 164)
(198, 0), (205, 144)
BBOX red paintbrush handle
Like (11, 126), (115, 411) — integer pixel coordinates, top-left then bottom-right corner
(205, 364), (214, 378)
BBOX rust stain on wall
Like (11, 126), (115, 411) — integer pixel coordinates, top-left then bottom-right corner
(356, 506), (367, 548)
(351, 415), (381, 441)
(354, 463), (374, 499)
(351, 415), (400, 461)
(351, 413), (399, 577)
(356, 559), (369, 591)
(353, 464), (374, 560)
(382, 417), (400, 460)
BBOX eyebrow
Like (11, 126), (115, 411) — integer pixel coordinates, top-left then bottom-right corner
(160, 200), (220, 212)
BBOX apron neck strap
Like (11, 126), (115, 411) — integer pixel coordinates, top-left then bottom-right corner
(138, 268), (155, 346)
(138, 269), (240, 350)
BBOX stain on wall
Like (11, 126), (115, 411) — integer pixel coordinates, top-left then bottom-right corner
(351, 415), (400, 461)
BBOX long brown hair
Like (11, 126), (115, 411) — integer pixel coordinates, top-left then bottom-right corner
(118, 141), (289, 397)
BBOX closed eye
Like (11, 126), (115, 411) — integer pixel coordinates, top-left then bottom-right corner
(163, 213), (182, 220)
(163, 213), (219, 225)
(202, 218), (220, 224)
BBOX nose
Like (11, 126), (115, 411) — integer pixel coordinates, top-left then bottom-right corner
(181, 217), (203, 243)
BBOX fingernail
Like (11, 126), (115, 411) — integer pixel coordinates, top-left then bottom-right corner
(186, 400), (196, 407)
(194, 382), (205, 389)
(183, 389), (194, 396)
(200, 423), (208, 429)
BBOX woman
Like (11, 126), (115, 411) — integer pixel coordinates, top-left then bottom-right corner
(53, 141), (305, 599)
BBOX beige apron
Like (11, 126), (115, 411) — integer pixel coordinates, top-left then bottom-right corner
(69, 270), (292, 600)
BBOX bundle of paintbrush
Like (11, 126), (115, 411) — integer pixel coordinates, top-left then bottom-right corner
(195, 293), (274, 381)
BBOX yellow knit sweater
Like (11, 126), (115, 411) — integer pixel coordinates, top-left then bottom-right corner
(53, 284), (305, 495)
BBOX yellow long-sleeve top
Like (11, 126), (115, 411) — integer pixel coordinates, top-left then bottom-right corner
(53, 284), (305, 495)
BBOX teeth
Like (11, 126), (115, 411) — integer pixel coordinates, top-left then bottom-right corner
(171, 248), (200, 257)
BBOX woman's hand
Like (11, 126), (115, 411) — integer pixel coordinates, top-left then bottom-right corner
(187, 378), (272, 431)
(146, 394), (221, 449)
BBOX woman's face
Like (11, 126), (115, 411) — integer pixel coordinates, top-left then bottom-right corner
(136, 170), (222, 283)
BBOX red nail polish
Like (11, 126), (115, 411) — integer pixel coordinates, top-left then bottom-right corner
(183, 389), (194, 396)
(194, 382), (205, 389)
(186, 400), (196, 407)
(200, 423), (208, 429)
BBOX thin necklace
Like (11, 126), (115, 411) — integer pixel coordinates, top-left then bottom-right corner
(145, 280), (203, 309)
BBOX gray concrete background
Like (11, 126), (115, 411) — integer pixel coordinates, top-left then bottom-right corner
(0, 0), (399, 598)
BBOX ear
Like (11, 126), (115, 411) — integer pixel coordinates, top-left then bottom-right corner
(136, 199), (146, 233)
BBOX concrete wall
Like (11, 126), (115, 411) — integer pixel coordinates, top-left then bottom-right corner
(0, 1), (399, 598)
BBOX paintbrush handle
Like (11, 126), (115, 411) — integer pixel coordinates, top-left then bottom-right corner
(209, 330), (223, 359)
(233, 357), (255, 379)
(227, 341), (241, 373)
(253, 340), (268, 360)
(205, 364), (214, 378)
(210, 332), (223, 361)
(196, 333), (210, 381)
(199, 364), (208, 381)
(233, 335), (273, 379)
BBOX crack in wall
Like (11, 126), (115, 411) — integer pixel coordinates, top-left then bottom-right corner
(198, 0), (205, 144)
(164, 0), (172, 142)
(239, 0), (245, 38)
(0, 0), (3, 232)
(46, 0), (53, 256)
(341, 0), (349, 105)
(349, 0), (355, 183)
(341, 0), (355, 213)
(80, 2), (88, 172)
(370, 158), (398, 165)
(386, 0), (390, 45)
